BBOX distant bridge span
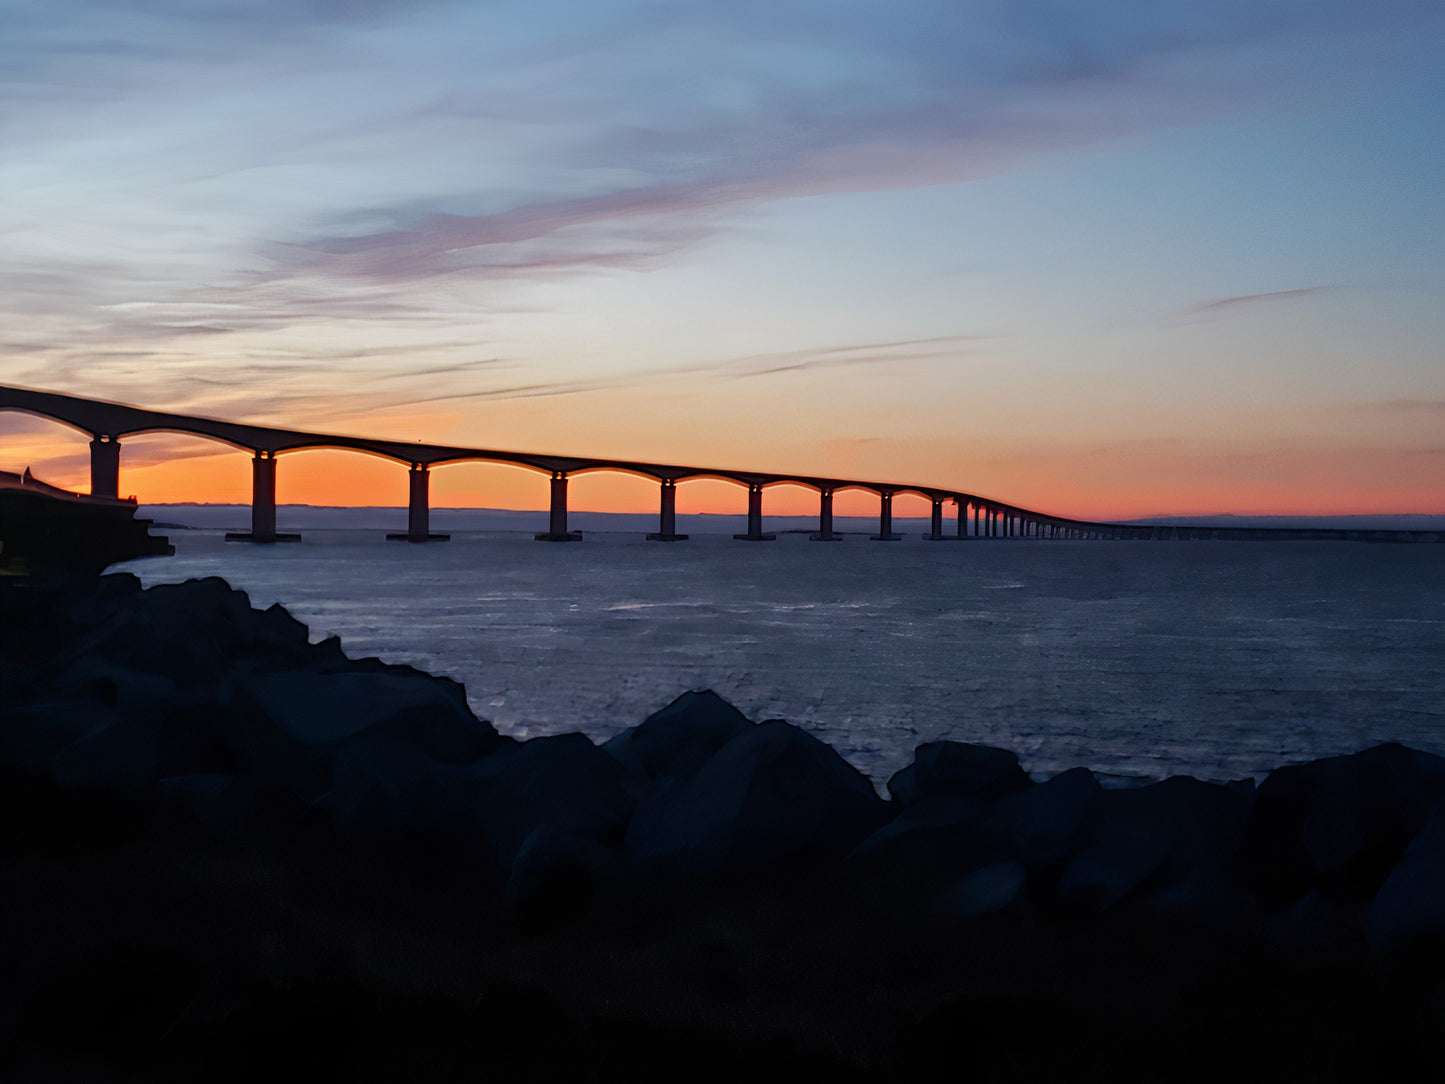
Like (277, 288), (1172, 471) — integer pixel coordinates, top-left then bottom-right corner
(0, 382), (1213, 544)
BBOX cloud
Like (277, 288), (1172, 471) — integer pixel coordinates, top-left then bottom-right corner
(1178, 287), (1333, 319)
(377, 335), (980, 407)
(247, 4), (1442, 286)
(5, 0), (1441, 413)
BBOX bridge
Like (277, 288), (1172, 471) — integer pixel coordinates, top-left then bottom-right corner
(0, 382), (1136, 544)
(3, 383), (1436, 546)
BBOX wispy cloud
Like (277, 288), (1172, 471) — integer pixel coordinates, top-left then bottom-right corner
(1178, 286), (1333, 319)
(374, 336), (980, 408)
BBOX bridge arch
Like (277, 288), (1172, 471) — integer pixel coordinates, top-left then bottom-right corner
(426, 453), (557, 477)
(562, 463), (665, 484)
(566, 468), (664, 515)
(0, 405), (99, 441)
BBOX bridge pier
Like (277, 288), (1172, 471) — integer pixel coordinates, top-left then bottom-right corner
(388, 464), (449, 542)
(924, 497), (949, 540)
(88, 435), (120, 499)
(957, 499), (970, 539)
(810, 487), (841, 540)
(871, 491), (901, 540)
(734, 483), (775, 541)
(647, 478), (688, 541)
(226, 451), (301, 543)
(536, 471), (583, 541)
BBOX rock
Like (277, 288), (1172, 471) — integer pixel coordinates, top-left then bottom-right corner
(938, 859), (1029, 918)
(52, 655), (187, 722)
(49, 716), (160, 797)
(505, 824), (618, 933)
(1245, 743), (1445, 904)
(602, 689), (754, 782)
(993, 766), (1101, 870)
(846, 795), (1005, 906)
(224, 667), (501, 799)
(1366, 798), (1445, 955)
(887, 741), (1032, 807)
(56, 577), (337, 692)
(853, 795), (992, 857)
(1058, 776), (1252, 912)
(460, 732), (637, 869)
(319, 732), (466, 837)
(625, 718), (887, 878)
(55, 577), (269, 687)
(0, 700), (125, 771)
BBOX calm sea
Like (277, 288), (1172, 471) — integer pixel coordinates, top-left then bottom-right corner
(114, 510), (1445, 787)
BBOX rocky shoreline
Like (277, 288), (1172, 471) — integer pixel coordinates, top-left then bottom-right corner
(3, 573), (1444, 1080)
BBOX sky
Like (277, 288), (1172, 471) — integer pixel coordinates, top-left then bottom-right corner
(2, 0), (1443, 520)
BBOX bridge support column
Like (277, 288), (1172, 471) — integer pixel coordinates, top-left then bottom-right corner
(810, 488), (841, 540)
(536, 471), (583, 541)
(734, 483), (775, 541)
(227, 451), (300, 543)
(871, 492), (900, 540)
(925, 498), (948, 540)
(957, 500), (970, 539)
(88, 435), (120, 499)
(647, 478), (688, 541)
(388, 464), (449, 542)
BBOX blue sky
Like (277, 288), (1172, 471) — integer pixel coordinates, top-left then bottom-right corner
(3, 1), (1443, 516)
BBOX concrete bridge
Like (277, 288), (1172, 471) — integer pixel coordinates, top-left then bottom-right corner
(5, 383), (1427, 546)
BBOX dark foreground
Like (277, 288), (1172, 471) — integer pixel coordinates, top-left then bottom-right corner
(3, 574), (1444, 1081)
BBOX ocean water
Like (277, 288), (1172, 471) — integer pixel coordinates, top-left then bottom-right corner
(113, 513), (1445, 787)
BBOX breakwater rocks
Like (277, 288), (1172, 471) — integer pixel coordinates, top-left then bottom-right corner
(3, 573), (1444, 1080)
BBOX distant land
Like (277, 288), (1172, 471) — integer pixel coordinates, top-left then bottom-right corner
(140, 504), (1445, 535)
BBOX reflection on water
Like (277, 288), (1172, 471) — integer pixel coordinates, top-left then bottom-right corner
(115, 528), (1445, 786)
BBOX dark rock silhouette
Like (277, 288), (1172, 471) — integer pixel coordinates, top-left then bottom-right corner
(5, 572), (1445, 1079)
(886, 739), (1033, 805)
(602, 688), (754, 782)
(1244, 742), (1445, 905)
(623, 718), (887, 878)
(994, 763), (1101, 869)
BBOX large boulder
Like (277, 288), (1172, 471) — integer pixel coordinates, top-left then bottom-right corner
(457, 732), (637, 870)
(0, 700), (128, 771)
(505, 824), (620, 934)
(225, 667), (501, 799)
(602, 690), (754, 783)
(317, 731), (472, 838)
(625, 719), (887, 879)
(993, 766), (1102, 871)
(887, 741), (1032, 807)
(1366, 797), (1445, 955)
(1245, 743), (1445, 905)
(1058, 776), (1253, 913)
(846, 795), (1011, 911)
(233, 668), (496, 762)
(55, 577), (340, 692)
(49, 714), (161, 798)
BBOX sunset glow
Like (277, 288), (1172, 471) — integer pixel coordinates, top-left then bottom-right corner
(3, 2), (1443, 519)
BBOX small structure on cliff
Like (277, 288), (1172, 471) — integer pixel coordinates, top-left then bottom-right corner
(0, 467), (173, 576)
